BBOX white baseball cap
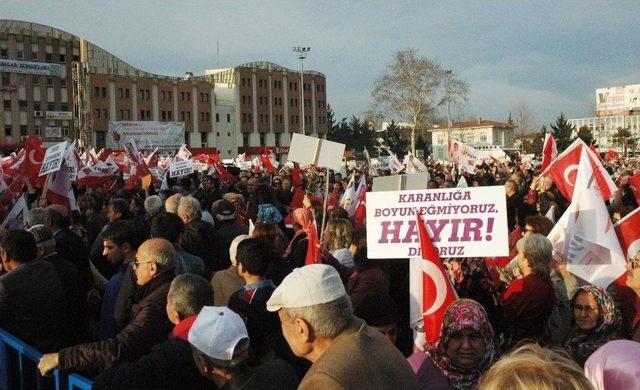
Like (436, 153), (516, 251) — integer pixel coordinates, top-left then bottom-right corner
(188, 306), (249, 360)
(267, 264), (346, 312)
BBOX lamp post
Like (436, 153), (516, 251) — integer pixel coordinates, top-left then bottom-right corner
(293, 46), (310, 135)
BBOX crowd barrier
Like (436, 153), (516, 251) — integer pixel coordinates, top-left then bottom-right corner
(0, 329), (92, 390)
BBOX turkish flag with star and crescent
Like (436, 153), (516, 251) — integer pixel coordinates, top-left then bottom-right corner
(416, 213), (458, 343)
(615, 207), (640, 261)
(542, 139), (617, 202)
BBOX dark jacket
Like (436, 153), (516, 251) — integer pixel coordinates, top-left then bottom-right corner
(90, 223), (118, 280)
(284, 233), (308, 271)
(221, 359), (299, 390)
(212, 220), (249, 269)
(60, 269), (175, 377)
(347, 268), (390, 309)
(53, 227), (93, 292)
(0, 260), (66, 352)
(86, 211), (108, 251)
(92, 336), (210, 390)
(180, 219), (218, 276)
(42, 252), (88, 345)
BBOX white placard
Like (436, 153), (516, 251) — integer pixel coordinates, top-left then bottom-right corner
(169, 160), (194, 178)
(372, 173), (430, 192)
(366, 186), (509, 259)
(39, 141), (68, 177)
(288, 133), (345, 171)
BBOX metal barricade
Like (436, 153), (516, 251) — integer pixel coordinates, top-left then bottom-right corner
(0, 328), (92, 390)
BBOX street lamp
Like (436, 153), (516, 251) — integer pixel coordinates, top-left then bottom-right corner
(293, 46), (311, 135)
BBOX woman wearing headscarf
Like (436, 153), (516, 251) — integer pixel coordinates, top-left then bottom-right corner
(283, 208), (313, 270)
(414, 299), (496, 390)
(584, 340), (640, 390)
(563, 285), (621, 366)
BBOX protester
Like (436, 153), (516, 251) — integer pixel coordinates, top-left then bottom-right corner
(480, 343), (594, 390)
(411, 299), (496, 390)
(266, 264), (418, 389)
(92, 273), (213, 389)
(177, 196), (219, 275)
(211, 234), (250, 306)
(283, 208), (313, 269)
(149, 211), (206, 277)
(90, 198), (133, 279)
(0, 230), (66, 352)
(143, 194), (163, 219)
(228, 238), (279, 362)
(346, 246), (389, 308)
(39, 238), (176, 377)
(189, 306), (299, 389)
(584, 340), (640, 390)
(28, 224), (87, 345)
(322, 218), (355, 268)
(563, 285), (622, 366)
(353, 292), (400, 346)
(501, 233), (556, 344)
(211, 198), (249, 266)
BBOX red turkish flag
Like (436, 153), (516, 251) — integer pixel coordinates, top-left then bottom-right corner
(260, 148), (275, 174)
(353, 186), (368, 229)
(23, 135), (46, 185)
(628, 174), (640, 204)
(45, 164), (78, 211)
(615, 207), (640, 260)
(327, 184), (341, 209)
(289, 187), (306, 210)
(542, 139), (617, 202)
(304, 220), (321, 265)
(541, 133), (558, 171)
(416, 213), (458, 343)
(291, 163), (304, 187)
(606, 150), (620, 161)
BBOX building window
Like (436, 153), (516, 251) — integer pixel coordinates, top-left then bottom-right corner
(59, 54), (66, 63)
(162, 111), (166, 120)
(242, 133), (249, 146)
(48, 103), (55, 111)
(17, 74), (25, 86)
(20, 125), (28, 136)
(180, 92), (184, 101)
(275, 132), (281, 146)
(146, 110), (151, 119)
(0, 48), (7, 58)
(227, 114), (231, 123)
(33, 102), (41, 111)
(45, 53), (52, 62)
(103, 109), (108, 119)
(125, 89), (130, 98)
(259, 133), (265, 146)
(242, 113), (246, 123)
(200, 132), (208, 147)
(47, 77), (53, 87)
(168, 111), (172, 120)
(102, 87), (107, 98)
(118, 88), (123, 98)
(32, 77), (39, 86)
(5, 126), (12, 137)
(227, 132), (230, 137)
(61, 103), (68, 111)
(2, 100), (10, 110)
(215, 113), (220, 122)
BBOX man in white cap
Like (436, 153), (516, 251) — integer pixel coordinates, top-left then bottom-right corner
(188, 306), (298, 389)
(267, 264), (418, 389)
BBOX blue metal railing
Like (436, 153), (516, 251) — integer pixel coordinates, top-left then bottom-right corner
(0, 328), (93, 390)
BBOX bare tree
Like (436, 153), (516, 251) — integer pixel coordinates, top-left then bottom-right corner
(371, 48), (469, 153)
(510, 100), (535, 134)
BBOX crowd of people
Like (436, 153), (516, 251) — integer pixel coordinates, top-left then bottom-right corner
(0, 152), (640, 389)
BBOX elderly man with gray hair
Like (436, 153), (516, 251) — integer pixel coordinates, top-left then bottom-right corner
(177, 196), (218, 276)
(92, 273), (213, 389)
(144, 195), (163, 218)
(39, 238), (177, 377)
(266, 264), (418, 389)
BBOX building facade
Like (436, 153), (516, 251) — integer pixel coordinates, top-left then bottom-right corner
(0, 20), (327, 159)
(430, 119), (515, 160)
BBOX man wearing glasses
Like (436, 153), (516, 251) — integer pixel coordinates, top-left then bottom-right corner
(38, 238), (177, 378)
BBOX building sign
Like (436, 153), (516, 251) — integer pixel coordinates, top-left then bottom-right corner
(237, 146), (290, 155)
(596, 84), (640, 116)
(107, 121), (185, 151)
(44, 127), (62, 138)
(366, 186), (509, 259)
(45, 111), (73, 120)
(0, 59), (61, 76)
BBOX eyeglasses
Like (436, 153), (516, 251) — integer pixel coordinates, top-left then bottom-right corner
(133, 260), (154, 269)
(573, 305), (598, 314)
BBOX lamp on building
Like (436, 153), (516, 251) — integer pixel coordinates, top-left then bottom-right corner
(292, 46), (311, 135)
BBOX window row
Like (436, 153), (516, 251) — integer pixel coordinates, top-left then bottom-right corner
(3, 100), (68, 112)
(215, 113), (231, 123)
(0, 49), (78, 63)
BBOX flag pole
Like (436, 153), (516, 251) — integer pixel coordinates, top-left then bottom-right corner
(320, 168), (331, 241)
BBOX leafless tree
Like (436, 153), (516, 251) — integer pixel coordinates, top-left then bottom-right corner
(371, 48), (469, 153)
(510, 100), (535, 134)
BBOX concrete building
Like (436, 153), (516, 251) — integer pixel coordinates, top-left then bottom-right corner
(430, 119), (515, 160)
(0, 20), (327, 159)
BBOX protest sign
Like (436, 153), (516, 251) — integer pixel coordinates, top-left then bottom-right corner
(1, 195), (28, 230)
(169, 160), (194, 178)
(38, 140), (68, 176)
(366, 186), (509, 258)
(372, 173), (430, 192)
(370, 157), (392, 171)
(288, 133), (345, 171)
(448, 139), (478, 174)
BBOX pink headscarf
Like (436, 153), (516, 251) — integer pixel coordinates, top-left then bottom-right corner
(584, 340), (640, 390)
(283, 208), (313, 257)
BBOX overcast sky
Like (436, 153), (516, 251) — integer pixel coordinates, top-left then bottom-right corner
(4, 1), (640, 128)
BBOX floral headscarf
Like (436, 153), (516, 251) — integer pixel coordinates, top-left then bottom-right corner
(564, 285), (620, 366)
(257, 203), (282, 224)
(427, 299), (496, 390)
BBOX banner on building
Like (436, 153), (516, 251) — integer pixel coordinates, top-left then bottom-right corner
(169, 160), (194, 178)
(366, 186), (509, 259)
(45, 111), (73, 120)
(39, 140), (68, 177)
(108, 121), (185, 151)
(596, 84), (640, 116)
(0, 59), (61, 76)
(44, 127), (62, 138)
